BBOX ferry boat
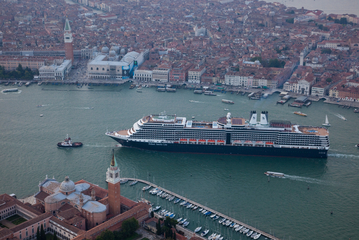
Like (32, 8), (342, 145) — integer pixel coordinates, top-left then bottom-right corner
(264, 171), (285, 178)
(2, 88), (18, 93)
(222, 99), (234, 104)
(57, 135), (82, 148)
(204, 91), (216, 96)
(294, 111), (307, 117)
(106, 111), (330, 158)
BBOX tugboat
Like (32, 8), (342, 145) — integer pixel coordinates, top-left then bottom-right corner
(57, 135), (83, 148)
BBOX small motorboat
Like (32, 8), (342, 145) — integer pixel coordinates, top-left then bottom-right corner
(355, 144), (359, 148)
(294, 111), (307, 117)
(264, 171), (285, 178)
(57, 135), (82, 148)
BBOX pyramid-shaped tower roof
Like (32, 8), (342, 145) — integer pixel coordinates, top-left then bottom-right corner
(64, 18), (71, 31)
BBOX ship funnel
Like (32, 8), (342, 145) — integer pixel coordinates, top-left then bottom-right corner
(260, 111), (268, 125)
(249, 111), (257, 125)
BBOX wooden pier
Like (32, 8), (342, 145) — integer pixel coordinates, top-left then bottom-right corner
(126, 178), (280, 240)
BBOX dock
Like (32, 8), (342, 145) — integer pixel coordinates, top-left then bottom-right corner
(126, 177), (280, 240)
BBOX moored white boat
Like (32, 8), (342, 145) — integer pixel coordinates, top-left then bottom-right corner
(201, 229), (209, 237)
(194, 226), (202, 233)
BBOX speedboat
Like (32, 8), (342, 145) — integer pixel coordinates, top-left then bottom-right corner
(152, 206), (161, 211)
(183, 221), (189, 227)
(235, 226), (243, 232)
(264, 171), (285, 178)
(201, 229), (209, 237)
(176, 217), (182, 223)
(192, 205), (198, 210)
(142, 185), (151, 191)
(246, 230), (253, 237)
(210, 213), (216, 218)
(174, 198), (181, 204)
(179, 218), (187, 225)
(129, 180), (138, 186)
(213, 215), (219, 221)
(253, 233), (261, 239)
(194, 226), (202, 233)
(219, 218), (226, 224)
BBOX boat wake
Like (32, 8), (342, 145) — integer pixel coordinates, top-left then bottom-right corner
(189, 100), (204, 103)
(71, 107), (94, 110)
(328, 153), (359, 159)
(284, 174), (333, 185)
(84, 144), (113, 148)
(334, 113), (346, 120)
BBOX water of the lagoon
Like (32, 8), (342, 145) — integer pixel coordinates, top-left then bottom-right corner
(0, 84), (358, 240)
(265, 0), (359, 16)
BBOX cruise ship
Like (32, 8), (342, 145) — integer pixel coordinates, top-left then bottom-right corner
(106, 111), (330, 158)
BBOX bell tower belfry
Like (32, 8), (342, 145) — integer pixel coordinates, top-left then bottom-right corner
(64, 18), (74, 64)
(106, 150), (121, 215)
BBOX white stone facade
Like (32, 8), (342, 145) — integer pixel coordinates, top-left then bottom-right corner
(152, 68), (170, 82)
(134, 69), (152, 82)
(224, 73), (253, 87)
(188, 67), (206, 84)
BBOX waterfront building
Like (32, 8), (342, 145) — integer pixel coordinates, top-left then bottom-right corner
(0, 155), (151, 240)
(224, 71), (253, 87)
(329, 79), (359, 101)
(38, 60), (72, 80)
(87, 48), (145, 79)
(0, 56), (61, 71)
(283, 66), (315, 95)
(64, 19), (74, 64)
(134, 68), (153, 82)
(188, 66), (206, 84)
(169, 61), (192, 83)
(152, 63), (171, 82)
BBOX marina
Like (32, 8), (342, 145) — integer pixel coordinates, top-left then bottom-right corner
(126, 177), (280, 240)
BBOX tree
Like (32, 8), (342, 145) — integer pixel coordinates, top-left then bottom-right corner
(16, 64), (24, 74)
(321, 48), (332, 54)
(40, 224), (46, 240)
(36, 227), (40, 240)
(286, 18), (294, 24)
(96, 230), (114, 240)
(53, 232), (58, 240)
(339, 18), (348, 25)
(156, 219), (162, 235)
(121, 218), (139, 238)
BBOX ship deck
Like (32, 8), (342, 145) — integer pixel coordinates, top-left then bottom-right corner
(296, 126), (329, 136)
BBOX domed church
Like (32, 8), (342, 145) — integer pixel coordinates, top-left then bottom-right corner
(0, 152), (151, 240)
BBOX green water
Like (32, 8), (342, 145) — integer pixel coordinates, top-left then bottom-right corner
(0, 84), (358, 239)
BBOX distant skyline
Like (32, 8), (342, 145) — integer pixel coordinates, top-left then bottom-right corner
(265, 0), (359, 16)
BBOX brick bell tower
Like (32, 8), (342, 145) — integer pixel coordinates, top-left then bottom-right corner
(106, 150), (121, 215)
(64, 18), (74, 64)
